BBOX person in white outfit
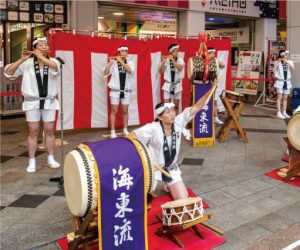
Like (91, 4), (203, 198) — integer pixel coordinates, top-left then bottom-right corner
(207, 47), (225, 125)
(4, 37), (61, 173)
(104, 46), (135, 138)
(129, 84), (216, 200)
(160, 44), (185, 114)
(273, 50), (295, 119)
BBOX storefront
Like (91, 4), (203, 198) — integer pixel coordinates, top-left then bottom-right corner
(0, 1), (67, 115)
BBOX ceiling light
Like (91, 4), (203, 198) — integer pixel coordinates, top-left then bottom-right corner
(98, 16), (104, 19)
(113, 12), (124, 16)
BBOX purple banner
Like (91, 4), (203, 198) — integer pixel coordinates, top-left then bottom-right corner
(194, 84), (213, 138)
(87, 137), (146, 250)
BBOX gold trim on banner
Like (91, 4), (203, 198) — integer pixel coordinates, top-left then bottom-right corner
(125, 136), (149, 250)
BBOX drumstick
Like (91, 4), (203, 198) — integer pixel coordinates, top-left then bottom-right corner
(152, 162), (172, 179)
(204, 83), (218, 106)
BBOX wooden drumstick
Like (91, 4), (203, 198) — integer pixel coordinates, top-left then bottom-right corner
(204, 83), (218, 106)
(152, 162), (172, 179)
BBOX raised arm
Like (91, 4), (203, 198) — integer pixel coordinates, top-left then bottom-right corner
(104, 59), (114, 76)
(5, 51), (31, 75)
(190, 83), (217, 117)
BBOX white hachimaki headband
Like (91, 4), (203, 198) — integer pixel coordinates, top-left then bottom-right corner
(169, 45), (179, 52)
(118, 46), (128, 52)
(280, 50), (289, 57)
(155, 102), (175, 117)
(208, 48), (216, 53)
(32, 37), (48, 46)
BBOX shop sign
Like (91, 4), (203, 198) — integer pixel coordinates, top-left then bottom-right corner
(0, 1), (67, 24)
(195, 0), (279, 19)
(235, 51), (262, 95)
(291, 54), (300, 64)
(206, 27), (249, 44)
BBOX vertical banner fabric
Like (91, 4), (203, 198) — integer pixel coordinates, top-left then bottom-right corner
(235, 51), (262, 95)
(192, 84), (215, 147)
(49, 33), (231, 130)
(87, 137), (147, 250)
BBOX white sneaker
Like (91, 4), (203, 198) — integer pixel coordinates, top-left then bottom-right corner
(26, 165), (36, 173)
(123, 128), (129, 136)
(47, 160), (60, 169)
(215, 117), (223, 125)
(277, 112), (285, 119)
(282, 111), (291, 119)
(110, 131), (117, 138)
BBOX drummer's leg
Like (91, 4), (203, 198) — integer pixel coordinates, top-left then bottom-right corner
(168, 181), (188, 200)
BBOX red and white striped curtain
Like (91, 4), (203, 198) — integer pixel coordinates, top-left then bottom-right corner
(49, 33), (231, 130)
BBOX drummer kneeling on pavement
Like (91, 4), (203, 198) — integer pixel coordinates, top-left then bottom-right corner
(129, 84), (216, 200)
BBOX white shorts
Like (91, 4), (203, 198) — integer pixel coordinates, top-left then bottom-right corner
(276, 88), (290, 95)
(25, 109), (56, 122)
(163, 91), (181, 100)
(110, 96), (130, 105)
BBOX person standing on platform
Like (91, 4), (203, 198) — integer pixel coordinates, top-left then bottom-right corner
(4, 37), (61, 173)
(129, 84), (216, 200)
(104, 46), (135, 138)
(273, 50), (295, 119)
(160, 44), (185, 114)
(207, 47), (225, 125)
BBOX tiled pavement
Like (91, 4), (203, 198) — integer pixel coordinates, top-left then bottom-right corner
(1, 105), (300, 249)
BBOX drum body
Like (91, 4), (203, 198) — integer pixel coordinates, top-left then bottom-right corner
(161, 197), (204, 226)
(223, 90), (244, 102)
(64, 138), (155, 217)
(287, 110), (300, 151)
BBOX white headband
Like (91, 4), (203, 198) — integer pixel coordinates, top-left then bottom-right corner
(155, 103), (175, 117)
(32, 37), (47, 46)
(118, 47), (128, 52)
(169, 45), (179, 52)
(208, 49), (216, 53)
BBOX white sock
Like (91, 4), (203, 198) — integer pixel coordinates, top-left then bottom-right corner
(48, 155), (55, 163)
(111, 129), (116, 134)
(29, 158), (36, 166)
(123, 128), (128, 133)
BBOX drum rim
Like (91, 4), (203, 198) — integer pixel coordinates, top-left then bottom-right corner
(161, 197), (202, 208)
(287, 113), (300, 150)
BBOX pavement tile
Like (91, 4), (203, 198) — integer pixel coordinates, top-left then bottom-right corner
(274, 201), (300, 223)
(221, 183), (257, 198)
(0, 207), (32, 224)
(202, 189), (237, 206)
(229, 222), (273, 244)
(8, 194), (50, 208)
(253, 213), (296, 233)
(215, 232), (250, 250)
(1, 172), (27, 182)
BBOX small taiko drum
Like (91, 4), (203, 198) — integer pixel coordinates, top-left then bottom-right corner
(64, 138), (155, 217)
(161, 197), (204, 226)
(222, 90), (244, 102)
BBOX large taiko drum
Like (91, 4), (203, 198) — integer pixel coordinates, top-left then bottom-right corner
(161, 197), (204, 226)
(64, 138), (155, 217)
(287, 106), (300, 151)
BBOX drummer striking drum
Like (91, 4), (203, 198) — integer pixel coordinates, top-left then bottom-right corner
(129, 84), (217, 200)
(104, 46), (136, 138)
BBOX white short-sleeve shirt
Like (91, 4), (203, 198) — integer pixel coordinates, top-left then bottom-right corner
(134, 107), (194, 180)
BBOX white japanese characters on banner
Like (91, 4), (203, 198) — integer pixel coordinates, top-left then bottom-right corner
(235, 51), (262, 95)
(112, 165), (134, 247)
